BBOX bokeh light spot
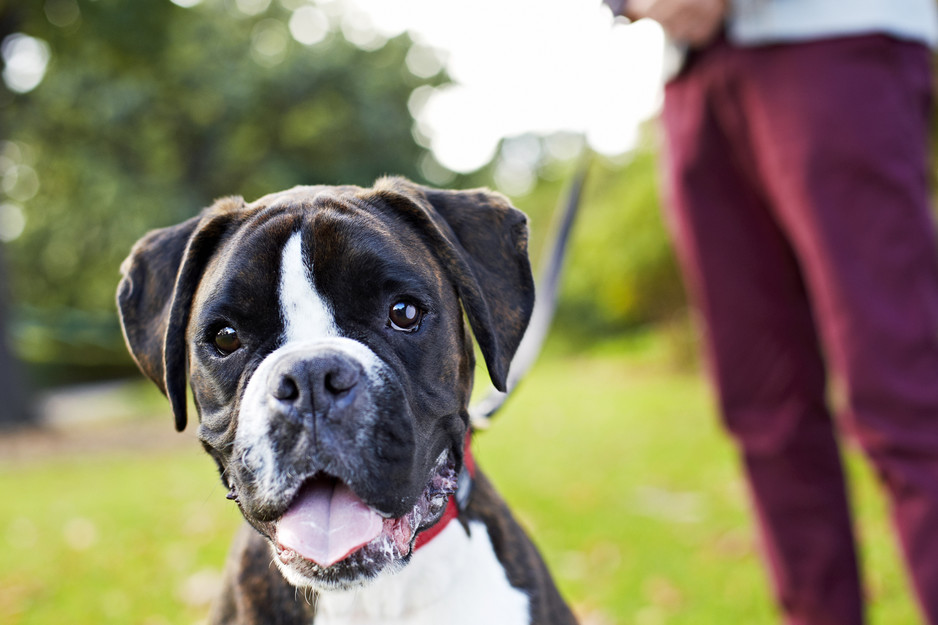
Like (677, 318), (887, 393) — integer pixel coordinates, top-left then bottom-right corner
(1, 34), (52, 94)
(44, 0), (81, 29)
(251, 19), (289, 66)
(3, 165), (40, 202)
(418, 152), (456, 187)
(63, 517), (98, 551)
(289, 5), (330, 46)
(340, 9), (388, 51)
(0, 203), (27, 242)
(405, 43), (445, 79)
(236, 0), (271, 16)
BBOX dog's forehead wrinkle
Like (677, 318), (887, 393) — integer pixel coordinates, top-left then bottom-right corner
(194, 211), (297, 312)
(309, 206), (444, 303)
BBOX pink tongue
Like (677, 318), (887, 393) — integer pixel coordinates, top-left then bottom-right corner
(276, 479), (384, 567)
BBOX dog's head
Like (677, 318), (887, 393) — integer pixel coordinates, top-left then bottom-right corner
(116, 177), (534, 589)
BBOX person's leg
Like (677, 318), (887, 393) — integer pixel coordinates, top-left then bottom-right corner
(741, 34), (938, 624)
(662, 46), (864, 625)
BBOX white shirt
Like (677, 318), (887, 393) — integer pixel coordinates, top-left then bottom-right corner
(728, 0), (938, 48)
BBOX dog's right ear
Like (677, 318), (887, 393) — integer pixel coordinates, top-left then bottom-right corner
(117, 197), (245, 432)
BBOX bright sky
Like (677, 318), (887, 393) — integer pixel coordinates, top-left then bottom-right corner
(333, 0), (667, 175)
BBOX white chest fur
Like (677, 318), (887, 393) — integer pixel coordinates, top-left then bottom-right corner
(314, 520), (531, 625)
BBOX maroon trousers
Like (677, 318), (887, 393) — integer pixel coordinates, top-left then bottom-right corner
(662, 35), (938, 625)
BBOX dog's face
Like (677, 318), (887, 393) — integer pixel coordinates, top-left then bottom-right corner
(117, 178), (534, 590)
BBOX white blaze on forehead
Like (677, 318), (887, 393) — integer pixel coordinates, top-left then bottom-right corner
(280, 231), (339, 342)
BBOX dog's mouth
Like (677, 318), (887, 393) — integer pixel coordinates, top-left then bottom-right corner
(267, 450), (458, 589)
(275, 477), (385, 567)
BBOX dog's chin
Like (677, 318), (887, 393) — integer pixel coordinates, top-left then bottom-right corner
(271, 539), (408, 592)
(262, 451), (458, 592)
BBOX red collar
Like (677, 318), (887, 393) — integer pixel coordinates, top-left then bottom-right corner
(414, 433), (475, 551)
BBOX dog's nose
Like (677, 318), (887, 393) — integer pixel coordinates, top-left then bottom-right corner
(269, 353), (362, 416)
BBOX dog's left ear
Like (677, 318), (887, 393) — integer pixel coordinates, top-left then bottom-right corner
(372, 178), (535, 392)
(117, 197), (245, 431)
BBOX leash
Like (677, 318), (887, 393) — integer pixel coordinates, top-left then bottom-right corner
(414, 154), (591, 551)
(469, 154), (592, 428)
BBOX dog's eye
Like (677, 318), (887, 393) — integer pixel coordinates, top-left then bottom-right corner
(388, 301), (423, 332)
(214, 326), (242, 355)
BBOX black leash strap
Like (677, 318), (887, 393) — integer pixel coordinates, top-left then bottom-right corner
(469, 154), (592, 428)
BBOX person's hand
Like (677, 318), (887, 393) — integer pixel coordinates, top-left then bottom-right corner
(626, 0), (727, 47)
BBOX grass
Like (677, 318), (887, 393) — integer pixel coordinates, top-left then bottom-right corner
(0, 329), (923, 624)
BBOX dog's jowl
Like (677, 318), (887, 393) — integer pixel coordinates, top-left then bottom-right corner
(117, 178), (577, 624)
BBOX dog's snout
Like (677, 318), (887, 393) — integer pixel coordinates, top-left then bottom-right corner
(269, 353), (363, 416)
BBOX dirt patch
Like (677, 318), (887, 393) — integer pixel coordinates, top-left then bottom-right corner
(0, 381), (194, 468)
(0, 419), (194, 468)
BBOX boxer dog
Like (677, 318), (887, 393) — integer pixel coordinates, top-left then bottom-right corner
(117, 178), (577, 624)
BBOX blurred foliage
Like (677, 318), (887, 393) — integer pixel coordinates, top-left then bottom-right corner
(516, 131), (686, 340)
(0, 0), (686, 386)
(0, 0), (454, 381)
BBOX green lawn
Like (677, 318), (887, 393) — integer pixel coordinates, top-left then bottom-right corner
(0, 330), (922, 624)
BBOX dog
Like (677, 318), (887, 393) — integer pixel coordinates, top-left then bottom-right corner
(117, 177), (577, 624)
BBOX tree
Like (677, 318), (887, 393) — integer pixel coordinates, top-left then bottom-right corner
(0, 0), (446, 387)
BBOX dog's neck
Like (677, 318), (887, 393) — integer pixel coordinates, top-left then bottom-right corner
(312, 436), (530, 624)
(313, 519), (530, 625)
